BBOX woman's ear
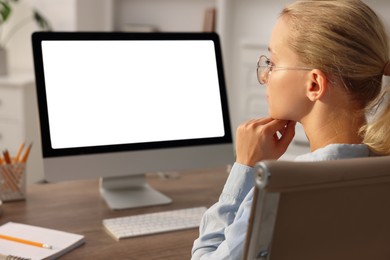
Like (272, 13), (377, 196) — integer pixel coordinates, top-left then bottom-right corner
(305, 69), (329, 101)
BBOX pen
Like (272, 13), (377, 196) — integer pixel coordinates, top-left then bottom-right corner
(0, 234), (52, 249)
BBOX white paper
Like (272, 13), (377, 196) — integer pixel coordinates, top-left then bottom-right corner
(0, 222), (84, 260)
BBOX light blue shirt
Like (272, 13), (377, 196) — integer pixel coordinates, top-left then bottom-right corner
(191, 144), (373, 260)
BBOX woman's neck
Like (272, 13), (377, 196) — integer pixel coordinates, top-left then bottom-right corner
(301, 108), (365, 152)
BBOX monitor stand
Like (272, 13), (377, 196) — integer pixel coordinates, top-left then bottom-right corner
(99, 174), (172, 210)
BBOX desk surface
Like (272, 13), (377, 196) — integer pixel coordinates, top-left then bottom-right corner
(0, 167), (228, 259)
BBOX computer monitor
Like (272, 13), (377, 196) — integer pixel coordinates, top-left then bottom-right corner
(32, 32), (234, 210)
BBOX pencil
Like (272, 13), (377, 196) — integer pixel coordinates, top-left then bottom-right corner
(13, 142), (25, 163)
(19, 143), (32, 163)
(3, 150), (12, 165)
(0, 233), (52, 249)
(0, 165), (20, 192)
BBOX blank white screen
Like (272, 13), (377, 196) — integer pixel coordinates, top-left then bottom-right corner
(41, 40), (225, 149)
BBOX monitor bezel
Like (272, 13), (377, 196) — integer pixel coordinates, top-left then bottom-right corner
(32, 32), (232, 158)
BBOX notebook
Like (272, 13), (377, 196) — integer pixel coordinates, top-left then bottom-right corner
(0, 222), (85, 260)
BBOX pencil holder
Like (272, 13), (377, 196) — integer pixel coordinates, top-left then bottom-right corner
(0, 163), (26, 201)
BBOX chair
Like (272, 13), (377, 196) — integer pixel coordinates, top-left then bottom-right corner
(243, 156), (390, 260)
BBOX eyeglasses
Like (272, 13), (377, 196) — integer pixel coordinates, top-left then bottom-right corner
(257, 55), (314, 85)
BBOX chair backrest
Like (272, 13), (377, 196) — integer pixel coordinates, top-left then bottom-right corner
(243, 156), (390, 260)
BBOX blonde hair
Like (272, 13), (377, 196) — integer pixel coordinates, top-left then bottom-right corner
(281, 0), (390, 155)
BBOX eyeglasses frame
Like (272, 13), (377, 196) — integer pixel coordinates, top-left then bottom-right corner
(257, 55), (314, 85)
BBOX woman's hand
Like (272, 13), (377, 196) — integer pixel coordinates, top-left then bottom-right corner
(235, 117), (296, 167)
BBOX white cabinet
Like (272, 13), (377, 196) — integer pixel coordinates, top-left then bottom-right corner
(0, 72), (43, 184)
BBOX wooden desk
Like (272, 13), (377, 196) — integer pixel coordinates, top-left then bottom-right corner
(0, 167), (228, 259)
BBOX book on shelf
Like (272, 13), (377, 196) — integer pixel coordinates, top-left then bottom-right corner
(0, 222), (85, 260)
(203, 8), (216, 32)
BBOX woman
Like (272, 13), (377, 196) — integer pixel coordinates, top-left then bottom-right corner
(191, 0), (390, 259)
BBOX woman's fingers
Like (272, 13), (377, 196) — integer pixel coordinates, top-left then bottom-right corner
(276, 120), (296, 153)
(235, 117), (296, 167)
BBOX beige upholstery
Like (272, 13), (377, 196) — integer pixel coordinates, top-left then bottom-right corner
(243, 156), (390, 260)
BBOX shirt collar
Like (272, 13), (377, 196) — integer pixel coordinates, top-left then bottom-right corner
(295, 144), (372, 162)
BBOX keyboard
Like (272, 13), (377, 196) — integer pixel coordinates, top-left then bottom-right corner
(103, 206), (207, 240)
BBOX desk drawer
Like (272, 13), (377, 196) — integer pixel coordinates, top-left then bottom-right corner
(0, 122), (23, 152)
(0, 88), (23, 119)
